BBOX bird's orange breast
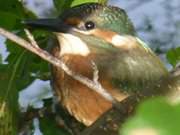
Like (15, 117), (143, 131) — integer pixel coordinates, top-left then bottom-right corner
(50, 45), (128, 126)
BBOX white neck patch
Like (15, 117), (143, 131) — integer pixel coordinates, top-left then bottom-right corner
(111, 35), (137, 49)
(56, 33), (90, 56)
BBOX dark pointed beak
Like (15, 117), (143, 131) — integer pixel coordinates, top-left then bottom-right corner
(22, 18), (72, 33)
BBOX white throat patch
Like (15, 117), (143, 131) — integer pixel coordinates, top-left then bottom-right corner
(56, 33), (90, 56)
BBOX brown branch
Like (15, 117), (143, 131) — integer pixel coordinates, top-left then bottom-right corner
(24, 29), (39, 48)
(0, 27), (116, 103)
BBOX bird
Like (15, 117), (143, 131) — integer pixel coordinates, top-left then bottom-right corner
(24, 3), (170, 126)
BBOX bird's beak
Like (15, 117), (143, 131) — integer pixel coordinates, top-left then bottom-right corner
(22, 18), (72, 33)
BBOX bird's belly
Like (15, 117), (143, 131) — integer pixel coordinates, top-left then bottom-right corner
(51, 54), (128, 126)
(51, 66), (111, 126)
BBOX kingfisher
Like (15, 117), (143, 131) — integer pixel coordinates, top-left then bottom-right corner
(24, 3), (169, 126)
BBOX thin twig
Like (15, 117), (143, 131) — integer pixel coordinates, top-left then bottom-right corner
(24, 29), (38, 47)
(0, 27), (116, 103)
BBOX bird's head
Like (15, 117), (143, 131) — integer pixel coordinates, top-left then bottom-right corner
(59, 3), (135, 35)
(24, 3), (137, 56)
(24, 3), (168, 90)
(24, 3), (135, 34)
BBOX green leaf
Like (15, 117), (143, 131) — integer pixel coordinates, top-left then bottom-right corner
(0, 63), (20, 134)
(0, 50), (27, 118)
(0, 11), (19, 30)
(53, 0), (73, 14)
(5, 36), (49, 90)
(0, 0), (36, 30)
(53, 0), (108, 14)
(166, 47), (180, 67)
(71, 0), (107, 7)
(0, 54), (2, 64)
(121, 97), (180, 135)
(0, 0), (23, 15)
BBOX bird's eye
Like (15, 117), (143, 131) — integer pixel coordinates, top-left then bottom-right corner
(84, 21), (95, 30)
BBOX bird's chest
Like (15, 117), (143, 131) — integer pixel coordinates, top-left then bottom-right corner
(50, 39), (129, 126)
